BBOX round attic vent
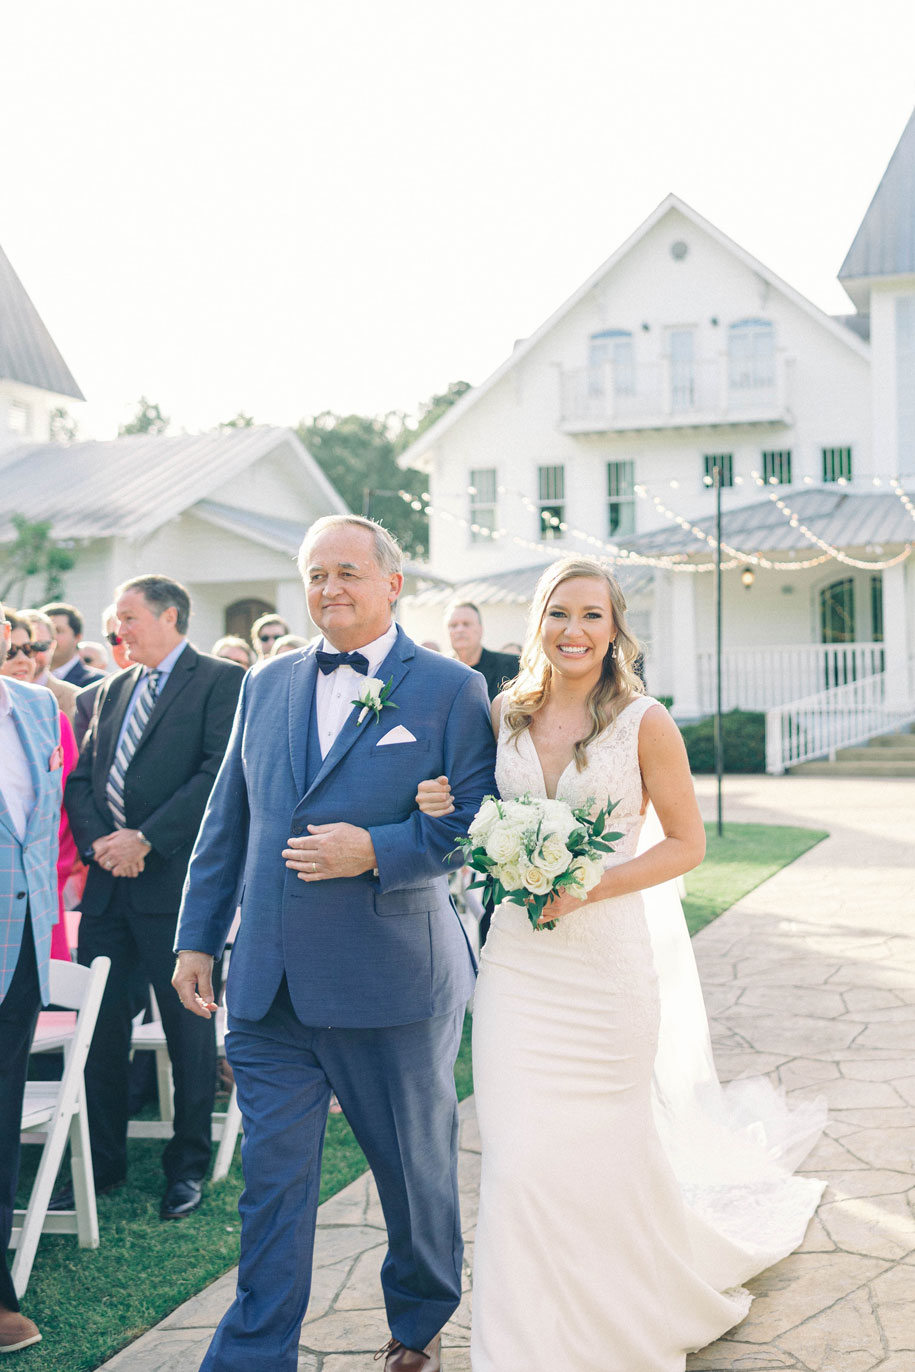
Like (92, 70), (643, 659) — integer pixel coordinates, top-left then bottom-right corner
(670, 240), (688, 261)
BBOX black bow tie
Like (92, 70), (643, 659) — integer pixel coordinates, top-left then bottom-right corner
(316, 649), (370, 676)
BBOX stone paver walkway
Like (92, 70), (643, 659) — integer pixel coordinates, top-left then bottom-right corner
(101, 775), (915, 1372)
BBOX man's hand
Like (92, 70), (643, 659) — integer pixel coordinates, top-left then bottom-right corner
(283, 823), (377, 881)
(172, 950), (218, 1019)
(94, 828), (149, 878)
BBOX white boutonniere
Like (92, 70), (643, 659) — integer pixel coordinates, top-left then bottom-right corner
(352, 676), (400, 726)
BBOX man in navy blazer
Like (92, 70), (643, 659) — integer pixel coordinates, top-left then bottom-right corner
(174, 516), (497, 1372)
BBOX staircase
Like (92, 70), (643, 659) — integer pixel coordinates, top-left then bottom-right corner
(790, 729), (915, 777)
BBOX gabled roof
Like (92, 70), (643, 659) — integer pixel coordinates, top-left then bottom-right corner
(839, 106), (915, 292)
(399, 194), (870, 472)
(622, 488), (913, 558)
(0, 426), (347, 542)
(0, 244), (84, 400)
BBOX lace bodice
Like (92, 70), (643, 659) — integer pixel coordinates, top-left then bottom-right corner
(490, 693), (662, 967)
(495, 692), (658, 859)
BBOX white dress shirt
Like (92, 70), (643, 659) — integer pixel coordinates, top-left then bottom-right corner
(314, 623), (398, 759)
(0, 678), (36, 841)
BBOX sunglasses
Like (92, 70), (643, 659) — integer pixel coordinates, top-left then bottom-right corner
(107, 631), (123, 646)
(259, 631), (284, 644)
(30, 639), (52, 654)
(7, 643), (35, 659)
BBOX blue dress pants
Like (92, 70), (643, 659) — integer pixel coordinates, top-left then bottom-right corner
(201, 976), (465, 1372)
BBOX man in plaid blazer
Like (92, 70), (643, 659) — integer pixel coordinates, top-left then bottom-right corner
(0, 602), (62, 1354)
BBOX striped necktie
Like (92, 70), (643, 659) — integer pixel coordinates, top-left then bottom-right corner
(106, 670), (161, 828)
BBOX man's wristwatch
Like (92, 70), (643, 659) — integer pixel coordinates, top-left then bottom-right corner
(136, 830), (152, 850)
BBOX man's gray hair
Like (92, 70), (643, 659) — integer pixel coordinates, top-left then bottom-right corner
(116, 575), (192, 634)
(297, 516), (403, 580)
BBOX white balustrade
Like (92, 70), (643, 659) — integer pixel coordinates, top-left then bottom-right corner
(765, 671), (915, 774)
(697, 643), (886, 713)
(559, 356), (789, 429)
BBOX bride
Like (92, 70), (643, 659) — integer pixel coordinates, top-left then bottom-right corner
(416, 555), (824, 1372)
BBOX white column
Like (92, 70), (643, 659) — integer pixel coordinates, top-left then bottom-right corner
(275, 578), (309, 636)
(668, 572), (702, 721)
(882, 562), (911, 712)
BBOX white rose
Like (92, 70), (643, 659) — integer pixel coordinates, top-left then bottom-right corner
(567, 856), (604, 898)
(522, 864), (553, 896)
(537, 798), (581, 842)
(468, 797), (501, 842)
(496, 860), (525, 893)
(485, 821), (524, 865)
(535, 833), (572, 879)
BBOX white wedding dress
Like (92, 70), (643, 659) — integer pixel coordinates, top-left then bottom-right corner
(470, 695), (825, 1372)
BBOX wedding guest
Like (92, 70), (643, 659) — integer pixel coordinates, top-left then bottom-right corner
(268, 633), (309, 656)
(73, 606), (132, 748)
(40, 602), (104, 688)
(77, 641), (110, 674)
(0, 602), (62, 1354)
(1, 614), (79, 962)
(21, 609), (78, 727)
(445, 601), (519, 702)
(250, 612), (290, 659)
(212, 636), (256, 669)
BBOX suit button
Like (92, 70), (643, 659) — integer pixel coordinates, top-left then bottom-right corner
(15, 891), (26, 900)
(291, 823), (303, 835)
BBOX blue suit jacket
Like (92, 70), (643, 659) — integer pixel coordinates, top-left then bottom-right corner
(176, 626), (497, 1027)
(0, 679), (62, 1005)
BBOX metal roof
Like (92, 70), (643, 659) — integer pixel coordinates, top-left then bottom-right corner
(0, 426), (346, 542)
(622, 488), (914, 558)
(840, 106), (915, 290)
(0, 244), (84, 400)
(404, 559), (654, 608)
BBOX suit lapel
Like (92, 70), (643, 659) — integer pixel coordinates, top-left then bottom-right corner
(302, 628), (414, 799)
(10, 694), (56, 844)
(289, 649), (318, 797)
(98, 666), (142, 776)
(130, 644), (196, 758)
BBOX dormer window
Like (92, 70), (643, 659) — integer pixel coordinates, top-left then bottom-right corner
(728, 319), (775, 391)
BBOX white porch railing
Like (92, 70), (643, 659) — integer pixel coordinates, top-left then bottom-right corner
(697, 643), (886, 713)
(558, 355), (793, 431)
(765, 671), (915, 774)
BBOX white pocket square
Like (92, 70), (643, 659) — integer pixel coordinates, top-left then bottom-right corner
(377, 725), (417, 746)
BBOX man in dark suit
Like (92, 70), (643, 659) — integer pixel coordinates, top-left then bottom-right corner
(444, 600), (519, 701)
(40, 601), (105, 688)
(60, 576), (242, 1220)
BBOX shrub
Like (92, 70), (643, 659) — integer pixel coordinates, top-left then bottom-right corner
(679, 709), (766, 773)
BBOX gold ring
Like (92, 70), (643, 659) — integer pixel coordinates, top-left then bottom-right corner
(312, 861), (317, 873)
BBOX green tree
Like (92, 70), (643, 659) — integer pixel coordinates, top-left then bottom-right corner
(297, 381), (470, 560)
(218, 412), (256, 429)
(0, 514), (76, 603)
(119, 396), (170, 436)
(49, 406), (78, 444)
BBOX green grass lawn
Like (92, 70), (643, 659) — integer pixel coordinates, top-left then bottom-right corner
(682, 821), (827, 936)
(11, 822), (825, 1371)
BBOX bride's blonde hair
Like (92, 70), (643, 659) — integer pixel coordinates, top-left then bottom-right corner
(504, 557), (643, 770)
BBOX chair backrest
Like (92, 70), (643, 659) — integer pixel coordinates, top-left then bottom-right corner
(49, 956), (111, 1073)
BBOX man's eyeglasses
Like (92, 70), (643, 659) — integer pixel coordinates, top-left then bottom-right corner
(30, 639), (52, 654)
(7, 643), (35, 659)
(107, 631), (123, 646)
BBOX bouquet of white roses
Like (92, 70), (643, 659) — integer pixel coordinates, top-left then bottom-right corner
(455, 793), (622, 932)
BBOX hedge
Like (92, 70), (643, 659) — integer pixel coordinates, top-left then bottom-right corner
(678, 709), (766, 773)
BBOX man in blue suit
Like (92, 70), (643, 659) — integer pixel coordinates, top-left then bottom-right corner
(0, 603), (62, 1354)
(174, 516), (496, 1372)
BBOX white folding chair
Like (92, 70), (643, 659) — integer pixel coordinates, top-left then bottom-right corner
(128, 992), (243, 1183)
(12, 954), (111, 1298)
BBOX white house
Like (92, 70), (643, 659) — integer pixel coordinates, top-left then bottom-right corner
(0, 242), (351, 649)
(399, 112), (915, 771)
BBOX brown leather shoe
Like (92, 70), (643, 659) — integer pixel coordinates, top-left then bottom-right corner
(375, 1332), (442, 1371)
(0, 1305), (42, 1353)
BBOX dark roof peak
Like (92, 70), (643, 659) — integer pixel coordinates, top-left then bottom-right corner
(0, 244), (84, 400)
(839, 107), (915, 285)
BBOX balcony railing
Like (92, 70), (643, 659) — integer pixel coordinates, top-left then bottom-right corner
(765, 670), (915, 774)
(696, 643), (886, 714)
(559, 355), (793, 432)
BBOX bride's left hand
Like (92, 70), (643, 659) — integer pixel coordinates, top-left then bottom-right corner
(537, 887), (589, 924)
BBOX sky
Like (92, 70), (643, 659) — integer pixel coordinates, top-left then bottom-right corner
(3, 0), (915, 440)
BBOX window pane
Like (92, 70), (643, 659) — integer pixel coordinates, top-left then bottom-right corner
(728, 319), (775, 389)
(822, 447), (852, 482)
(762, 450), (792, 485)
(704, 454), (733, 487)
(538, 465), (565, 501)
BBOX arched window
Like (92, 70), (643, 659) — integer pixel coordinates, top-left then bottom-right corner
(225, 597), (274, 641)
(728, 319), (775, 391)
(819, 578), (856, 687)
(588, 329), (634, 397)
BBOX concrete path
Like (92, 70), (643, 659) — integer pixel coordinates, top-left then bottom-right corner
(100, 775), (915, 1372)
